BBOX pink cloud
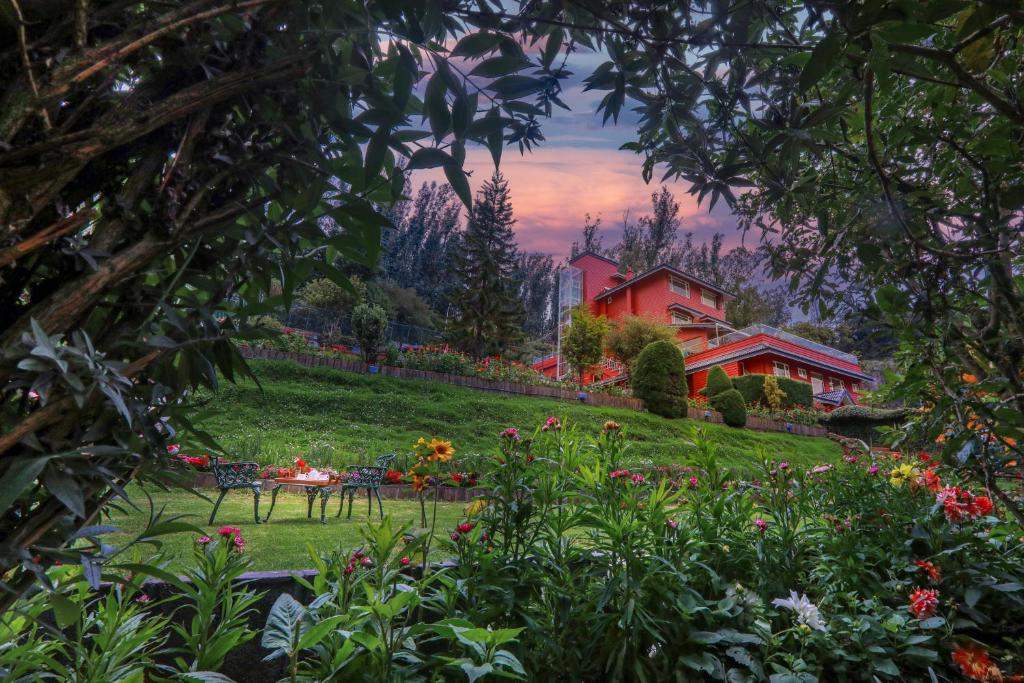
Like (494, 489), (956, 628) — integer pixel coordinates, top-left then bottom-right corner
(415, 145), (740, 259)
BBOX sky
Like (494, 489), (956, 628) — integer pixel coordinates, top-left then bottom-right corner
(414, 48), (742, 262)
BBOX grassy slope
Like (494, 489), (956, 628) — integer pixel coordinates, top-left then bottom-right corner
(188, 360), (840, 473)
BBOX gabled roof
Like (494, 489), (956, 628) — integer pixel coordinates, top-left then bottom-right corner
(568, 250), (620, 268)
(595, 263), (736, 301)
(685, 342), (875, 382)
(815, 389), (857, 406)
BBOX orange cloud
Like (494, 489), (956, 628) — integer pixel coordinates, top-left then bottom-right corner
(416, 145), (738, 258)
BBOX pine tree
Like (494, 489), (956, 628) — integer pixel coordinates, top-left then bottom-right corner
(449, 171), (524, 358)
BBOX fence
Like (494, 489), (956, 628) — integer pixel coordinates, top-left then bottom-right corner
(276, 302), (442, 347)
(240, 347), (832, 437)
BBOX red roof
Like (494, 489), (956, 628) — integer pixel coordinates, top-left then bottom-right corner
(686, 332), (873, 381)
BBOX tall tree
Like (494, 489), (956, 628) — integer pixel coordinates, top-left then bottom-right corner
(449, 171), (523, 357)
(571, 214), (605, 258)
(383, 182), (463, 309)
(612, 187), (682, 272)
(514, 252), (556, 337)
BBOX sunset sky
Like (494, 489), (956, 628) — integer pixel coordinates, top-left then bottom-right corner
(414, 49), (742, 262)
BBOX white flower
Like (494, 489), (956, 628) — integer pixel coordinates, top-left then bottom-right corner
(772, 591), (827, 632)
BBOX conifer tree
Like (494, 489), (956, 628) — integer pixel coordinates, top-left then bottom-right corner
(450, 171), (524, 358)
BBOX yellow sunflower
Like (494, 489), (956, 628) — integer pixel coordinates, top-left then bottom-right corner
(426, 438), (455, 462)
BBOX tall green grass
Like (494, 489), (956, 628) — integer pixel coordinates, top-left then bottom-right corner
(184, 360), (841, 474)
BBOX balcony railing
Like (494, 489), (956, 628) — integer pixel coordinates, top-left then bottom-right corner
(707, 324), (858, 364)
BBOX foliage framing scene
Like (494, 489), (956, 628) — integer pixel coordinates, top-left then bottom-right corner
(1, 1), (1023, 682)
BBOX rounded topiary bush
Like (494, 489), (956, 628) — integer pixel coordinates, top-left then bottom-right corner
(632, 340), (687, 418)
(705, 364), (733, 398)
(711, 388), (747, 427)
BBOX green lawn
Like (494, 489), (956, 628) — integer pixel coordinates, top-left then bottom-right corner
(184, 360), (841, 473)
(107, 486), (465, 571)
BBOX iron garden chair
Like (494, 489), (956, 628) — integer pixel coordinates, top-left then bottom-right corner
(338, 453), (397, 520)
(208, 456), (263, 525)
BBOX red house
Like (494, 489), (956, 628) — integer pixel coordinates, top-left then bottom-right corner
(534, 252), (873, 408)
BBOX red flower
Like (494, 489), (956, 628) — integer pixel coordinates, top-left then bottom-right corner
(399, 556), (410, 567)
(914, 560), (942, 583)
(754, 518), (768, 534)
(951, 643), (1002, 682)
(218, 526), (241, 537)
(975, 496), (994, 517)
(921, 468), (942, 493)
(456, 522), (475, 535)
(908, 587), (939, 619)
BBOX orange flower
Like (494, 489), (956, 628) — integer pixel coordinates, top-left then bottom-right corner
(908, 587), (939, 619)
(410, 474), (429, 492)
(914, 560), (942, 583)
(951, 643), (1002, 682)
(921, 468), (942, 493)
(962, 373), (979, 384)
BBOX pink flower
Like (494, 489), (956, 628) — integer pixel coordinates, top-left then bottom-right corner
(450, 532), (460, 542)
(868, 466), (880, 475)
(501, 427), (520, 441)
(754, 518), (768, 534)
(811, 464), (833, 474)
(457, 522), (475, 534)
(196, 535), (211, 545)
(609, 469), (630, 479)
(399, 556), (410, 567)
(666, 519), (679, 530)
(542, 416), (561, 431)
(166, 444), (180, 455)
(778, 462), (789, 470)
(135, 594), (151, 604)
(344, 564), (354, 575)
(217, 526), (241, 537)
(360, 557), (372, 567)
(233, 536), (245, 552)
(688, 476), (699, 489)
(630, 473), (646, 484)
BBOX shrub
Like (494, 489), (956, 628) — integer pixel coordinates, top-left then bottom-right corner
(632, 341), (688, 418)
(763, 375), (786, 412)
(351, 303), (389, 364)
(563, 305), (610, 385)
(297, 276), (366, 311)
(734, 373), (814, 408)
(705, 365), (733, 397)
(604, 315), (676, 372)
(710, 388), (747, 427)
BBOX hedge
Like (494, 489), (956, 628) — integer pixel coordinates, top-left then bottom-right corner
(711, 389), (747, 427)
(821, 405), (910, 444)
(632, 340), (688, 418)
(733, 373), (813, 408)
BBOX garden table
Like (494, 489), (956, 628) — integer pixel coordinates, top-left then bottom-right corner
(263, 477), (338, 524)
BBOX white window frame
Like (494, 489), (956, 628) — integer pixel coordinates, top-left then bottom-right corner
(701, 288), (717, 308)
(671, 312), (692, 325)
(829, 377), (844, 391)
(797, 368), (808, 378)
(669, 278), (690, 297)
(772, 361), (789, 378)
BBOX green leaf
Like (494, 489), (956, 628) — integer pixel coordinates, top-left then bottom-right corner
(541, 29), (563, 69)
(424, 71), (450, 142)
(50, 591), (80, 628)
(451, 32), (502, 58)
(964, 586), (982, 607)
(800, 33), (842, 93)
(178, 673), (238, 683)
(0, 456), (51, 516)
(460, 662), (493, 683)
(488, 75), (546, 99)
(443, 161), (472, 209)
(262, 593), (306, 658)
(43, 466), (85, 518)
(406, 148), (454, 171)
(469, 55), (530, 79)
(297, 614), (345, 650)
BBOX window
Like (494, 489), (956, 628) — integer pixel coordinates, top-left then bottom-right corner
(829, 378), (844, 391)
(670, 278), (690, 297)
(739, 361), (746, 375)
(811, 373), (824, 394)
(701, 288), (717, 308)
(797, 368), (808, 378)
(773, 361), (789, 378)
(671, 312), (692, 325)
